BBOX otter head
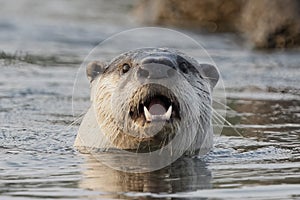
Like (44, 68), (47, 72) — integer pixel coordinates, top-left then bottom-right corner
(86, 48), (219, 153)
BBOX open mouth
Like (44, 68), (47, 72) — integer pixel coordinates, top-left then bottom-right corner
(129, 85), (180, 124)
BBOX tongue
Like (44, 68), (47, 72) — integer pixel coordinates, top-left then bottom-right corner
(148, 98), (167, 115)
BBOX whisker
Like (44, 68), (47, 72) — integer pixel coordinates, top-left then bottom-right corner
(65, 114), (84, 131)
(212, 99), (237, 113)
(209, 105), (243, 137)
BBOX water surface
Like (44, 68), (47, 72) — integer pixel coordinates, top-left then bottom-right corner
(0, 0), (300, 199)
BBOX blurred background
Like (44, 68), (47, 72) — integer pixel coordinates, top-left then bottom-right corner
(0, 0), (299, 199)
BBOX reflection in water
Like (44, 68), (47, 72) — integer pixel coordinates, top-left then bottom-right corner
(224, 96), (300, 150)
(79, 154), (211, 199)
(229, 98), (299, 127)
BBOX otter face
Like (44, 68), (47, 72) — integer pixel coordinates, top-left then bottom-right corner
(87, 48), (219, 152)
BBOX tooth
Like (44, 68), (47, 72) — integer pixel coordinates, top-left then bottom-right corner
(164, 105), (172, 120)
(144, 105), (172, 122)
(144, 106), (152, 122)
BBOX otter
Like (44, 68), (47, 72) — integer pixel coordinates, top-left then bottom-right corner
(74, 48), (219, 155)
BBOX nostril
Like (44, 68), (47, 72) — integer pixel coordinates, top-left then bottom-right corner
(137, 68), (150, 78)
(167, 68), (176, 77)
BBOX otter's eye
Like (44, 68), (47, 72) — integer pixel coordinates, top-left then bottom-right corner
(122, 63), (131, 74)
(179, 62), (188, 74)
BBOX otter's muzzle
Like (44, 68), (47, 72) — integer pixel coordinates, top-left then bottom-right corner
(136, 57), (176, 80)
(133, 57), (179, 123)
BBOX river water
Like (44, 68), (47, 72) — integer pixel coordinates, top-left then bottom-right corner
(0, 1), (299, 199)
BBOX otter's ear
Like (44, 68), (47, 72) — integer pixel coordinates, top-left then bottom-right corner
(200, 64), (219, 88)
(86, 61), (106, 83)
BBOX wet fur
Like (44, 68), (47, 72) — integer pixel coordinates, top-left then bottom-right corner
(75, 48), (217, 155)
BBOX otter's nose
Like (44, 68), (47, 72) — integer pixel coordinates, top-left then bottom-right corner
(137, 57), (176, 79)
